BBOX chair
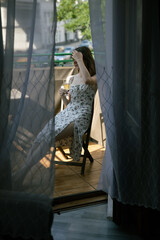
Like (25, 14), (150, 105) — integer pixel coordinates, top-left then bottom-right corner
(54, 101), (94, 175)
(100, 113), (106, 147)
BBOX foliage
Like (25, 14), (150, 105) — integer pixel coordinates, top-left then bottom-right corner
(57, 0), (91, 40)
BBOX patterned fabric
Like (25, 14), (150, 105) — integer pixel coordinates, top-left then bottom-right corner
(35, 74), (96, 161)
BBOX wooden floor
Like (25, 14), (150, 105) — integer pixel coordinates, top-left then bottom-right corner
(52, 203), (143, 240)
(53, 141), (105, 198)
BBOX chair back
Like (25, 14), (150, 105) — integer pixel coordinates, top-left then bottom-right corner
(83, 100), (94, 146)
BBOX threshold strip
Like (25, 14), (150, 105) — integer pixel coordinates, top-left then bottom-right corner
(52, 190), (108, 214)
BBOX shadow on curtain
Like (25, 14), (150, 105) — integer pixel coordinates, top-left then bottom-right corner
(0, 0), (56, 239)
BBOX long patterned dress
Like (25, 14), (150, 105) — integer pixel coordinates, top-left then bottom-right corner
(35, 74), (96, 161)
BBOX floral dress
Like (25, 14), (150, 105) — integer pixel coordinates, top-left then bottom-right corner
(35, 74), (96, 161)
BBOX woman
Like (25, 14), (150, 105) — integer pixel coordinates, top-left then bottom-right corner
(13, 46), (97, 185)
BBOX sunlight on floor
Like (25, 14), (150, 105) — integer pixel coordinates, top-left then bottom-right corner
(54, 142), (105, 197)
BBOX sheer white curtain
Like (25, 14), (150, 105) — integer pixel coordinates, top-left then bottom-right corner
(89, 0), (160, 211)
(0, 0), (56, 239)
(89, 0), (117, 201)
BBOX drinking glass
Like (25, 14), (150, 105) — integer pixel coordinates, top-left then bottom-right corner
(63, 75), (73, 91)
(63, 79), (70, 91)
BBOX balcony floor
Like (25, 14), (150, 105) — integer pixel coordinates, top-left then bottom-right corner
(54, 141), (105, 198)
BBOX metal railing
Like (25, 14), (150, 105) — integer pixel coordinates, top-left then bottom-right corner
(14, 52), (73, 68)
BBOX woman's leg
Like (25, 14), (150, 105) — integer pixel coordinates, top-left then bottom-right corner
(56, 122), (74, 141)
(55, 123), (74, 159)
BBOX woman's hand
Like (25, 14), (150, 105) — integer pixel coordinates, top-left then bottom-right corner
(59, 88), (68, 97)
(72, 50), (83, 62)
(59, 87), (71, 106)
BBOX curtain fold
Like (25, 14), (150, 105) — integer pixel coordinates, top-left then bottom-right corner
(89, 0), (117, 198)
(89, 0), (160, 211)
(0, 0), (56, 239)
(0, 0), (15, 190)
(6, 0), (37, 152)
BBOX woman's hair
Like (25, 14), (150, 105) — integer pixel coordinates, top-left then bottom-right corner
(75, 46), (96, 76)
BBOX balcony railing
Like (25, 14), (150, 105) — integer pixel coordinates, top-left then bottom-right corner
(14, 52), (73, 68)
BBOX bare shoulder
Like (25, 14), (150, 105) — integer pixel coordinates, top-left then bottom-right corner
(88, 75), (97, 91)
(91, 74), (97, 81)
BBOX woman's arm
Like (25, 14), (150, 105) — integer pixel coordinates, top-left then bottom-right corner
(86, 74), (97, 89)
(72, 50), (90, 81)
(72, 50), (97, 89)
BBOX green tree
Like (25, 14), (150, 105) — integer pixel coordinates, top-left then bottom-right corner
(57, 0), (91, 40)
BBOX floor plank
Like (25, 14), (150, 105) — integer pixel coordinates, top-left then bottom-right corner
(52, 203), (143, 240)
